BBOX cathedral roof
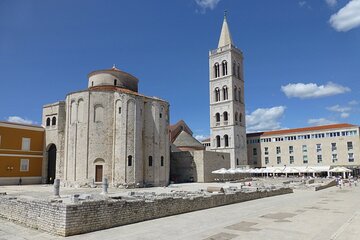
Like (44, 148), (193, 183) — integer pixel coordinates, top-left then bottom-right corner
(218, 13), (233, 48)
(173, 130), (205, 150)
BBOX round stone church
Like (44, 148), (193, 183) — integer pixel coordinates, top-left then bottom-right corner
(42, 66), (170, 187)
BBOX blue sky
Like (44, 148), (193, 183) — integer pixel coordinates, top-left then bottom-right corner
(1, 0), (360, 139)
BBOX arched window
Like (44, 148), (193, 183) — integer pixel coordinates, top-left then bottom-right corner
(161, 156), (164, 167)
(148, 156), (153, 167)
(234, 87), (237, 101)
(46, 117), (51, 127)
(233, 61), (236, 77)
(216, 135), (221, 147)
(128, 155), (132, 166)
(236, 158), (239, 165)
(223, 86), (228, 100)
(237, 64), (240, 78)
(223, 111), (228, 121)
(222, 60), (228, 76)
(215, 113), (220, 122)
(214, 63), (220, 78)
(224, 135), (229, 147)
(239, 113), (242, 123)
(238, 88), (242, 102)
(94, 105), (104, 123)
(51, 116), (56, 126)
(215, 88), (220, 102)
(235, 112), (238, 122)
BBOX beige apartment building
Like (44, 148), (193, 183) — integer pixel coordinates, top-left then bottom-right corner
(247, 123), (360, 171)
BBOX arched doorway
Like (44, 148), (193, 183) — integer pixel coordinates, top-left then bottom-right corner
(47, 144), (57, 184)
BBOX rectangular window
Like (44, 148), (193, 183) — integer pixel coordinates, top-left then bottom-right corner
(317, 155), (322, 163)
(20, 159), (29, 171)
(316, 144), (321, 153)
(332, 154), (338, 163)
(161, 156), (164, 166)
(290, 156), (294, 164)
(22, 138), (31, 151)
(289, 146), (293, 154)
(331, 143), (337, 151)
(348, 153), (354, 162)
(276, 146), (281, 154)
(303, 155), (308, 164)
(264, 147), (269, 155)
(302, 145), (307, 153)
(347, 142), (353, 151)
(265, 157), (269, 165)
(253, 148), (257, 156)
(277, 156), (281, 164)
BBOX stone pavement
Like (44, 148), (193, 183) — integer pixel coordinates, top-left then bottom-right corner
(0, 184), (359, 240)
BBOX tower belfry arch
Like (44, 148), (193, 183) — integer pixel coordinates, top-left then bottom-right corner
(209, 13), (247, 168)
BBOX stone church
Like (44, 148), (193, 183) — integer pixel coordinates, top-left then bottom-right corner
(42, 67), (170, 187)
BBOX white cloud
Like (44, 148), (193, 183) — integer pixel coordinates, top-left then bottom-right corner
(329, 0), (360, 31)
(6, 116), (34, 125)
(327, 104), (353, 118)
(281, 82), (350, 99)
(246, 106), (286, 132)
(308, 118), (337, 126)
(299, 1), (307, 7)
(326, 104), (352, 113)
(349, 100), (358, 105)
(195, 0), (221, 12)
(341, 112), (350, 118)
(194, 135), (209, 141)
(326, 0), (338, 7)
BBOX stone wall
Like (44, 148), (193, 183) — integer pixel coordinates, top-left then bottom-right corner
(0, 188), (292, 236)
(314, 179), (337, 191)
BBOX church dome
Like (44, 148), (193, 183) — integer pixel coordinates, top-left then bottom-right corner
(88, 66), (139, 92)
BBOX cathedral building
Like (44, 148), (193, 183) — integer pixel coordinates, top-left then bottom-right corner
(42, 66), (170, 187)
(209, 15), (248, 168)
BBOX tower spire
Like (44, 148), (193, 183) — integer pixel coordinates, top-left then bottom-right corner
(218, 11), (233, 48)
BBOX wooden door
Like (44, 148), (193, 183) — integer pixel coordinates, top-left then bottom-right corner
(95, 165), (103, 182)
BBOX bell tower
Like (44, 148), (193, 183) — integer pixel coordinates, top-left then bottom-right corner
(209, 13), (247, 168)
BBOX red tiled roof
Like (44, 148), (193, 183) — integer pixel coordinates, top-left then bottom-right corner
(261, 123), (357, 136)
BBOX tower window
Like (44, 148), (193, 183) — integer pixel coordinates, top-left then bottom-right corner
(215, 113), (220, 122)
(234, 87), (237, 101)
(235, 112), (238, 122)
(224, 135), (229, 147)
(161, 156), (164, 166)
(128, 155), (132, 166)
(214, 63), (220, 78)
(233, 61), (236, 77)
(92, 81), (94, 86)
(239, 113), (242, 123)
(238, 88), (242, 102)
(222, 60), (228, 76)
(52, 116), (56, 126)
(149, 156), (153, 167)
(215, 88), (220, 102)
(237, 64), (240, 78)
(160, 113), (162, 118)
(216, 135), (221, 147)
(114, 79), (117, 86)
(119, 107), (121, 114)
(46, 117), (51, 127)
(223, 111), (228, 121)
(223, 86), (228, 100)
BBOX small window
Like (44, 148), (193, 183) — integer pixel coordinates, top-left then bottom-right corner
(119, 107), (121, 114)
(347, 141), (353, 151)
(215, 113), (220, 122)
(265, 157), (269, 165)
(224, 135), (229, 147)
(317, 155), (322, 163)
(289, 146), (293, 154)
(20, 159), (29, 171)
(160, 113), (162, 118)
(128, 155), (132, 166)
(161, 156), (164, 166)
(276, 146), (281, 154)
(236, 158), (239, 165)
(46, 118), (51, 126)
(290, 156), (294, 164)
(92, 81), (94, 86)
(303, 155), (308, 164)
(216, 135), (221, 147)
(223, 112), (228, 121)
(52, 116), (56, 126)
(302, 145), (307, 153)
(277, 156), (281, 164)
(348, 153), (354, 162)
(149, 156), (153, 167)
(114, 79), (117, 86)
(22, 138), (31, 151)
(264, 147), (269, 155)
(253, 148), (257, 156)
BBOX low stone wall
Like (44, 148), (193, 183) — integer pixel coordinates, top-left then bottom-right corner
(0, 188), (292, 236)
(315, 180), (337, 191)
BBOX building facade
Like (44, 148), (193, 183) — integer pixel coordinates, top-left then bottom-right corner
(43, 66), (170, 187)
(247, 123), (360, 169)
(209, 15), (247, 168)
(0, 121), (44, 185)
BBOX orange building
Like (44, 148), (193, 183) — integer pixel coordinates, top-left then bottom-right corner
(0, 121), (44, 185)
